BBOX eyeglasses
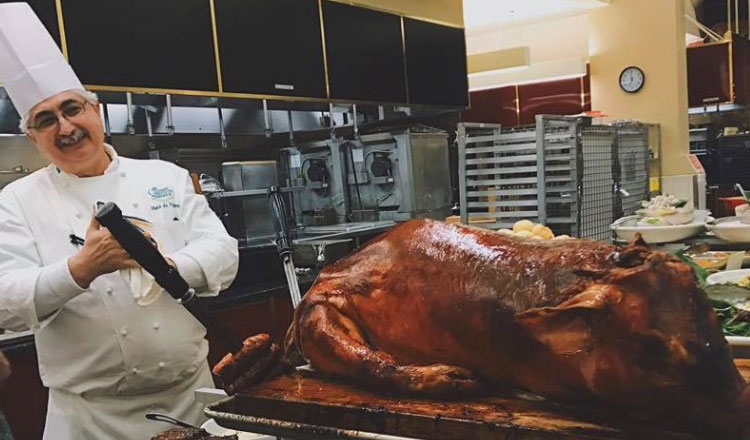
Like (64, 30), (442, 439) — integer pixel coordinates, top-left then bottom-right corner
(27, 100), (93, 132)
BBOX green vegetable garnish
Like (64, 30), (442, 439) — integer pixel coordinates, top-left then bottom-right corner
(672, 249), (709, 288)
(711, 299), (750, 337)
(671, 250), (750, 337)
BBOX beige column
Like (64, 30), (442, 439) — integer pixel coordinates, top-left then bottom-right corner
(589, 0), (698, 201)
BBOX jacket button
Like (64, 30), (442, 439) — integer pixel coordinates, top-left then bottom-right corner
(132, 202), (139, 208)
(152, 322), (160, 330)
(74, 213), (82, 219)
(131, 367), (138, 374)
(120, 329), (128, 337)
(158, 362), (165, 369)
(120, 172), (127, 178)
(106, 288), (114, 295)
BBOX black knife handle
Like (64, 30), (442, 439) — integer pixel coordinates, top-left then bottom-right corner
(269, 186), (292, 257)
(95, 202), (193, 303)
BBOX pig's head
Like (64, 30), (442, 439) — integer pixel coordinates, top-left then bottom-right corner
(518, 239), (749, 437)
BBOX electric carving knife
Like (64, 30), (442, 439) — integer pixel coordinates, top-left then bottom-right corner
(95, 202), (195, 304)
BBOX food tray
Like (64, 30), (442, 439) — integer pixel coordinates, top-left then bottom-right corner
(610, 216), (706, 244)
(205, 371), (717, 440)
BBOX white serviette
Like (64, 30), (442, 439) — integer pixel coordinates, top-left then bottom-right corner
(119, 268), (163, 306)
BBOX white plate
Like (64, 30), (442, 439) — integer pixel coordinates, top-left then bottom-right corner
(727, 336), (750, 347)
(610, 216), (705, 244)
(201, 419), (274, 440)
(712, 217), (750, 243)
(706, 269), (750, 286)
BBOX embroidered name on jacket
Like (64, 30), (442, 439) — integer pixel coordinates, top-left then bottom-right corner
(148, 186), (180, 210)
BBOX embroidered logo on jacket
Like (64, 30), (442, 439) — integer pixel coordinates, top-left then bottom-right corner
(148, 186), (174, 201)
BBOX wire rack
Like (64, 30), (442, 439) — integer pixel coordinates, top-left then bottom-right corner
(458, 123), (539, 229)
(579, 126), (617, 242)
(457, 117), (654, 241)
(615, 123), (652, 217)
(535, 116), (579, 237)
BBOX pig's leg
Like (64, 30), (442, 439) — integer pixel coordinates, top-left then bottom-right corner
(298, 302), (479, 395)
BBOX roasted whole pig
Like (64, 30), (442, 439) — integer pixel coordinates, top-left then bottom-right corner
(215, 219), (750, 437)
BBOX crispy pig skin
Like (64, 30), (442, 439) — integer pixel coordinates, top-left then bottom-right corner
(212, 334), (272, 384)
(280, 219), (750, 437)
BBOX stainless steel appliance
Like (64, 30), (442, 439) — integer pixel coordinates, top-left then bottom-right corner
(291, 139), (348, 225)
(0, 135), (48, 189)
(290, 127), (452, 226)
(221, 161), (279, 245)
(342, 128), (452, 222)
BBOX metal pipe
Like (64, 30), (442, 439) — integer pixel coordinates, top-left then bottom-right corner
(728, 0), (733, 33)
(145, 109), (153, 138)
(125, 92), (135, 135)
(352, 104), (359, 139)
(102, 103), (111, 142)
(217, 106), (227, 149)
(329, 103), (336, 139)
(262, 99), (271, 138)
(145, 108), (158, 159)
(736, 0), (740, 34)
(287, 110), (295, 145)
(686, 14), (722, 41)
(165, 94), (175, 135)
(747, 0), (749, 36)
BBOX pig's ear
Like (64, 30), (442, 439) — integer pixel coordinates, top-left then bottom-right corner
(629, 232), (649, 249)
(609, 234), (651, 268)
(516, 288), (608, 356)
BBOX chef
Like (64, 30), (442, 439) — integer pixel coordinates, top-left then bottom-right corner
(0, 3), (239, 439)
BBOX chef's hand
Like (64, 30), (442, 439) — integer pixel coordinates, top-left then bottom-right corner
(68, 216), (139, 288)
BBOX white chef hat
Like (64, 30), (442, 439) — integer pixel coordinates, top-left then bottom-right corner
(0, 2), (84, 118)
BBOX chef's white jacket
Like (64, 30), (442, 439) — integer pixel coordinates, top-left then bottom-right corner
(0, 145), (239, 439)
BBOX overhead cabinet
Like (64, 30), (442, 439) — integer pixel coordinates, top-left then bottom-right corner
(215, 0), (327, 98)
(62, 0), (220, 91)
(322, 1), (407, 104)
(43, 0), (468, 108)
(403, 18), (468, 107)
(0, 0), (61, 48)
(687, 37), (750, 107)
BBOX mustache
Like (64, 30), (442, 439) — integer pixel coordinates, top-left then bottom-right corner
(56, 129), (89, 148)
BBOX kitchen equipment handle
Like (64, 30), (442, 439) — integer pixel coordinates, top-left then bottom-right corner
(145, 412), (199, 429)
(269, 186), (292, 257)
(95, 202), (194, 303)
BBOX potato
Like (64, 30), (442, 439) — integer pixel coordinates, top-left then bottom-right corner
(532, 225), (554, 240)
(513, 220), (535, 233)
(531, 235), (544, 240)
(496, 229), (514, 236)
(553, 234), (571, 240)
(542, 228), (555, 240)
(515, 230), (533, 238)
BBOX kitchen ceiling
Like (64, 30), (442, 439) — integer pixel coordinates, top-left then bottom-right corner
(463, 0), (610, 34)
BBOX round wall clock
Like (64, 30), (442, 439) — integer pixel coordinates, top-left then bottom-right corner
(619, 66), (645, 93)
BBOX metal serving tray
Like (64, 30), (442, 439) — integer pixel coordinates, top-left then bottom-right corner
(204, 372), (703, 440)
